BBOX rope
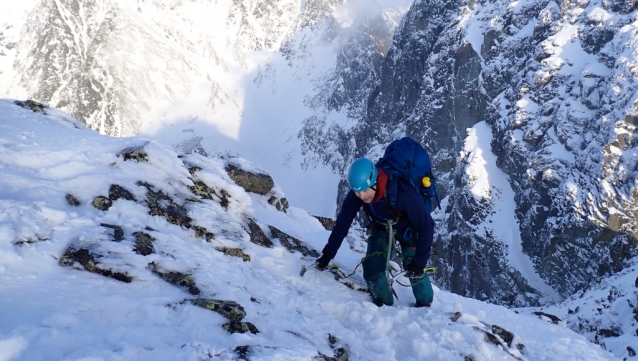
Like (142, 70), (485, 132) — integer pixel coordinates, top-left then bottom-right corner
(327, 219), (436, 288)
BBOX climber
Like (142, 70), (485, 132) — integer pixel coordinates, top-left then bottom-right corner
(315, 157), (435, 307)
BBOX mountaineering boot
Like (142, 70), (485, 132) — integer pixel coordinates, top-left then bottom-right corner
(363, 229), (394, 306)
(397, 233), (434, 307)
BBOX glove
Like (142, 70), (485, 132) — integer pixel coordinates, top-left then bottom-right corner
(404, 262), (424, 278)
(315, 254), (331, 271)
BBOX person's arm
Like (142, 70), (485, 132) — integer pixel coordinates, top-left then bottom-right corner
(399, 186), (435, 268)
(320, 191), (363, 260)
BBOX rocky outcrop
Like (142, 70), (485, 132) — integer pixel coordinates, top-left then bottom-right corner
(269, 225), (320, 257)
(245, 218), (274, 248)
(313, 215), (336, 230)
(65, 194), (81, 206)
(138, 181), (192, 228)
(133, 231), (155, 256)
(225, 164), (274, 195)
(92, 184), (136, 211)
(190, 299), (247, 322)
(450, 311), (525, 360)
(60, 247), (132, 283)
(151, 263), (200, 295)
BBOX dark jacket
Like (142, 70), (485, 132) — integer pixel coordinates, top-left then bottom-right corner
(321, 178), (435, 267)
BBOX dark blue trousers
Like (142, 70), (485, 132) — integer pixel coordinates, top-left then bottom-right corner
(362, 228), (433, 307)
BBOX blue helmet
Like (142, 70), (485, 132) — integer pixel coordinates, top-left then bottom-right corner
(348, 158), (378, 192)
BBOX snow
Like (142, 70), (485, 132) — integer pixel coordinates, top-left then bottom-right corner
(463, 122), (560, 302)
(0, 0), (423, 218)
(0, 100), (620, 361)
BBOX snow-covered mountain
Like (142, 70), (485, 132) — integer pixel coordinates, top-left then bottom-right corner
(0, 99), (623, 361)
(2, 0), (638, 356)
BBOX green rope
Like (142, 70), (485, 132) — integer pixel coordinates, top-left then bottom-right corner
(393, 267), (436, 287)
(327, 220), (436, 288)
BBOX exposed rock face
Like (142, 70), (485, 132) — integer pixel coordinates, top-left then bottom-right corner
(216, 247), (251, 262)
(225, 164), (275, 195)
(190, 299), (247, 322)
(222, 321), (260, 334)
(312, 215), (336, 230)
(65, 194), (81, 206)
(60, 247), (132, 283)
(108, 184), (136, 202)
(150, 263), (200, 295)
(245, 218), (274, 248)
(138, 181), (192, 228)
(450, 311), (524, 360)
(100, 223), (124, 242)
(267, 195), (289, 213)
(188, 167), (231, 209)
(133, 232), (155, 256)
(269, 225), (320, 257)
(92, 196), (112, 211)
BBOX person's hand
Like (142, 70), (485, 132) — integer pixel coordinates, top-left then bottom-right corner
(315, 254), (331, 271)
(404, 262), (424, 278)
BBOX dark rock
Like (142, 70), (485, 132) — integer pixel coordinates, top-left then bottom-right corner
(516, 343), (525, 354)
(597, 328), (621, 338)
(100, 223), (124, 242)
(138, 181), (192, 228)
(189, 179), (230, 209)
(635, 275), (638, 288)
(190, 299), (247, 322)
(491, 325), (514, 347)
(267, 195), (289, 213)
(133, 232), (155, 256)
(628, 346), (636, 357)
(108, 184), (136, 202)
(216, 247), (251, 262)
(193, 225), (214, 242)
(533, 311), (562, 324)
(312, 215), (336, 230)
(579, 27), (615, 54)
(320, 334), (349, 361)
(225, 164), (274, 195)
(14, 99), (46, 112)
(92, 196), (112, 211)
(464, 357), (475, 361)
(151, 263), (200, 295)
(480, 329), (502, 346)
(269, 225), (320, 257)
(222, 321), (259, 334)
(60, 247), (132, 282)
(245, 218), (274, 248)
(234, 345), (251, 361)
(118, 144), (148, 162)
(451, 311), (462, 322)
(65, 194), (81, 206)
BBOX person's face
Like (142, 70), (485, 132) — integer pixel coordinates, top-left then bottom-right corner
(355, 186), (376, 204)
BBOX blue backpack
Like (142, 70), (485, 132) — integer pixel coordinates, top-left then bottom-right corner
(376, 137), (440, 213)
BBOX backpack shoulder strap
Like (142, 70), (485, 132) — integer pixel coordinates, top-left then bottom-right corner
(384, 176), (402, 221)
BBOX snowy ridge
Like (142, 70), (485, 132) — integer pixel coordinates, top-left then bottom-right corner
(538, 257), (638, 360)
(0, 101), (619, 360)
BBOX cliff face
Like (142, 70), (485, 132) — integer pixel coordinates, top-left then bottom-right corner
(301, 0), (638, 306)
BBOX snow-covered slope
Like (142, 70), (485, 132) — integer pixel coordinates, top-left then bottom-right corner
(0, 0), (413, 217)
(0, 100), (620, 360)
(537, 258), (638, 360)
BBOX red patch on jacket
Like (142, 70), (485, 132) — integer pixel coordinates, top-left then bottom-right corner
(371, 168), (388, 204)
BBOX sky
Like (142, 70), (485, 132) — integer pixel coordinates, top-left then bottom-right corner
(0, 100), (625, 361)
